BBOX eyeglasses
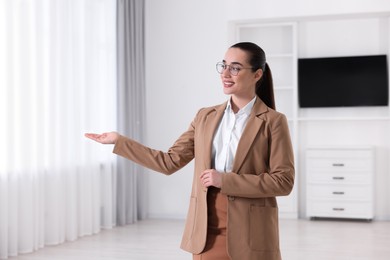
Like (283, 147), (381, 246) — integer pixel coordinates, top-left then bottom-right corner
(216, 62), (255, 76)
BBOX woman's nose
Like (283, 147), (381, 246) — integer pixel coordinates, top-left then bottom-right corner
(222, 66), (231, 76)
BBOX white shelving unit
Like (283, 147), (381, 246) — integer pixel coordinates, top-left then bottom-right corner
(233, 22), (299, 218)
(231, 12), (390, 221)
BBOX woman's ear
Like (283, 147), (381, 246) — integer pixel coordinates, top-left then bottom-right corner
(254, 68), (263, 81)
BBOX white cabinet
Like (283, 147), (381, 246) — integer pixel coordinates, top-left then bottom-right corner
(306, 146), (374, 220)
(233, 22), (298, 218)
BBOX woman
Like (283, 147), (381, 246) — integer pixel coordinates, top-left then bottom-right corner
(85, 42), (295, 260)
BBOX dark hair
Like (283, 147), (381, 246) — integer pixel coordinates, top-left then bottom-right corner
(230, 42), (275, 110)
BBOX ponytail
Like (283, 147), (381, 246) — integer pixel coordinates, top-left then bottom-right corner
(255, 63), (275, 110)
(230, 42), (276, 110)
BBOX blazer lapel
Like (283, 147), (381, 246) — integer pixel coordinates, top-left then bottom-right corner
(232, 98), (268, 173)
(202, 102), (226, 169)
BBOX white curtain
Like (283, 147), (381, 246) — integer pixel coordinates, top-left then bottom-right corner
(0, 0), (117, 259)
(116, 0), (147, 225)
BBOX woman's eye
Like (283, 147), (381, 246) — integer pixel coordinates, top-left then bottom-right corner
(231, 67), (241, 72)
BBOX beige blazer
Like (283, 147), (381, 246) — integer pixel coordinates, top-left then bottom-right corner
(113, 97), (295, 260)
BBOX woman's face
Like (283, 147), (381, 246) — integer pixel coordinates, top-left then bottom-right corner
(220, 47), (262, 99)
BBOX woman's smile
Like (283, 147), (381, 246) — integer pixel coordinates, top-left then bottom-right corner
(223, 80), (234, 88)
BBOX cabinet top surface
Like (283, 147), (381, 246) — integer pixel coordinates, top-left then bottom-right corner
(306, 145), (375, 150)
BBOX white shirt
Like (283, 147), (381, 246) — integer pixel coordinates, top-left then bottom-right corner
(212, 97), (256, 173)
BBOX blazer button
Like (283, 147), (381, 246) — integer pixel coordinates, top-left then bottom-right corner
(228, 196), (235, 201)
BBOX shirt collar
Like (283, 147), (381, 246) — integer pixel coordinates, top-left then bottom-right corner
(226, 96), (256, 116)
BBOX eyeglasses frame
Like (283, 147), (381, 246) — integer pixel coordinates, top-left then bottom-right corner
(216, 62), (256, 76)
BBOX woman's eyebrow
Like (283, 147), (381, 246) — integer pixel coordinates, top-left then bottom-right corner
(222, 60), (244, 66)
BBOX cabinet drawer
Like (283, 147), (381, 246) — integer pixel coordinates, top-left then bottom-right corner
(308, 173), (371, 185)
(307, 157), (372, 172)
(307, 200), (373, 219)
(307, 185), (371, 200)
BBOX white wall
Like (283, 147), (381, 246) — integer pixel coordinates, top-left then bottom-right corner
(144, 0), (228, 218)
(145, 0), (390, 219)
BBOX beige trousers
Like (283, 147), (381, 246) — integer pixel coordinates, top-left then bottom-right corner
(193, 187), (230, 260)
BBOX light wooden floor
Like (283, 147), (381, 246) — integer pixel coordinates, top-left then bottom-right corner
(9, 218), (390, 260)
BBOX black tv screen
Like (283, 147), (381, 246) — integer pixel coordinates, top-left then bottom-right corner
(298, 55), (389, 108)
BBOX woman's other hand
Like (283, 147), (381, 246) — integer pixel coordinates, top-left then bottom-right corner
(84, 132), (119, 144)
(200, 169), (222, 188)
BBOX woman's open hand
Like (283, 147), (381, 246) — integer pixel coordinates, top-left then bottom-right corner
(84, 132), (119, 144)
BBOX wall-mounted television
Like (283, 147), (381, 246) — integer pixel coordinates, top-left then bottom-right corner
(298, 55), (389, 108)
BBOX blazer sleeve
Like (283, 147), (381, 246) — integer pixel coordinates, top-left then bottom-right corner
(112, 121), (196, 175)
(220, 112), (295, 198)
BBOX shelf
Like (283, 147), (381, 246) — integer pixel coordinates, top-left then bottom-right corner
(267, 53), (294, 58)
(274, 86), (294, 90)
(298, 117), (390, 122)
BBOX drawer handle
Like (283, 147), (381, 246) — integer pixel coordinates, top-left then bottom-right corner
(332, 177), (345, 180)
(332, 191), (345, 195)
(332, 163), (345, 167)
(332, 208), (345, 211)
